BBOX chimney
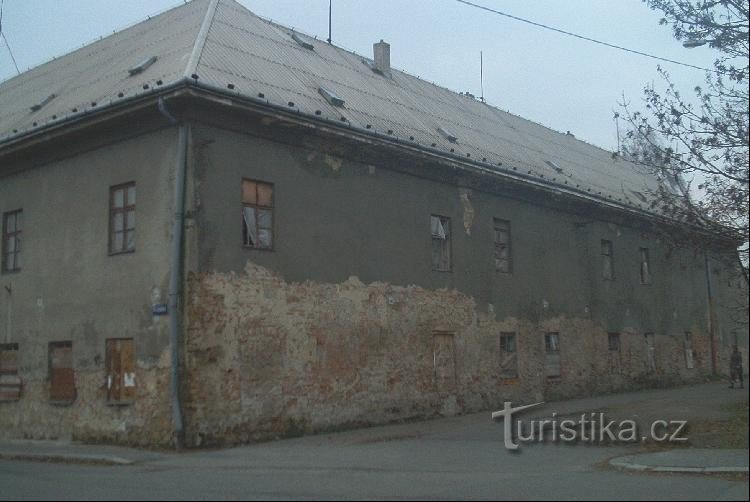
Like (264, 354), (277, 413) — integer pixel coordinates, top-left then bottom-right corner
(373, 40), (391, 76)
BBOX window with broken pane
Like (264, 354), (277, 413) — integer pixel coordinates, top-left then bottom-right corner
(109, 183), (136, 254)
(498, 332), (518, 378)
(242, 179), (274, 250)
(601, 240), (614, 280)
(2, 209), (22, 273)
(639, 247), (652, 284)
(493, 219), (511, 273)
(430, 215), (451, 271)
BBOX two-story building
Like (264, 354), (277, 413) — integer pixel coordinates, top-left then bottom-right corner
(0, 0), (746, 447)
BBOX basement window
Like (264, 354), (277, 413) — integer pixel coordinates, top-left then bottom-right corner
(493, 219), (511, 273)
(242, 179), (274, 250)
(128, 56), (158, 76)
(2, 209), (22, 273)
(0, 343), (21, 402)
(106, 339), (136, 405)
(318, 86), (345, 107)
(499, 332), (518, 379)
(601, 240), (614, 280)
(30, 94), (57, 112)
(291, 32), (314, 51)
(639, 247), (652, 284)
(109, 182), (136, 255)
(430, 215), (451, 272)
(544, 332), (561, 379)
(49, 341), (76, 404)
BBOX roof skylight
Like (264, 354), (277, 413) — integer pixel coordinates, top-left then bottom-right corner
(128, 56), (158, 76)
(318, 86), (345, 107)
(30, 94), (57, 112)
(291, 33), (314, 51)
(437, 127), (457, 143)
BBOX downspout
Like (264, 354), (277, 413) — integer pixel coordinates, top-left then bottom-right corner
(158, 97), (187, 448)
(704, 251), (717, 375)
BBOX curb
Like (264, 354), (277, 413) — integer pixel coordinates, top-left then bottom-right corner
(609, 456), (749, 474)
(0, 451), (134, 466)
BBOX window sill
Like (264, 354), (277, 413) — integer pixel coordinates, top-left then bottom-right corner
(499, 377), (520, 384)
(49, 399), (76, 407)
(243, 245), (274, 252)
(108, 250), (136, 257)
(106, 400), (134, 407)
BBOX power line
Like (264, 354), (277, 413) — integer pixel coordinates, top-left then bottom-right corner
(455, 0), (715, 74)
(0, 0), (21, 75)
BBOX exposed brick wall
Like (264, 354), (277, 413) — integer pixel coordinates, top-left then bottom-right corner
(183, 261), (713, 447)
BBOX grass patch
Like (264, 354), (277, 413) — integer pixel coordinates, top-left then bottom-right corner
(684, 398), (749, 449)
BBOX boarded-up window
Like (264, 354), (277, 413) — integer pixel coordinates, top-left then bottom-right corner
(640, 248), (652, 284)
(49, 341), (76, 403)
(109, 183), (136, 254)
(105, 339), (136, 404)
(544, 332), (561, 379)
(601, 240), (614, 280)
(242, 179), (274, 250)
(0, 343), (21, 401)
(433, 333), (456, 390)
(644, 333), (656, 373)
(493, 219), (512, 273)
(684, 332), (694, 369)
(431, 215), (451, 271)
(608, 333), (622, 374)
(499, 332), (518, 378)
(2, 209), (22, 273)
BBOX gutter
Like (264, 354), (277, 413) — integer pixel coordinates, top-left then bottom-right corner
(157, 97), (187, 448)
(704, 251), (718, 374)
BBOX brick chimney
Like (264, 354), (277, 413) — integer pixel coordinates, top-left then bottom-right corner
(373, 40), (391, 77)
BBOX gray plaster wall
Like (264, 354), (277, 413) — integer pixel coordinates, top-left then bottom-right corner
(0, 126), (180, 443)
(192, 122), (718, 340)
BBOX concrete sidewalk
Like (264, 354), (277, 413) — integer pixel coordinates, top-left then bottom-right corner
(610, 449), (749, 473)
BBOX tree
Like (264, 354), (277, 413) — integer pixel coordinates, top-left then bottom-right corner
(619, 0), (749, 281)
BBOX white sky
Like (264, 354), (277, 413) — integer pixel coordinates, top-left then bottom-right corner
(0, 0), (720, 151)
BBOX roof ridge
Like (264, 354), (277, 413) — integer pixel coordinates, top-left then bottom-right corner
(184, 0), (220, 79)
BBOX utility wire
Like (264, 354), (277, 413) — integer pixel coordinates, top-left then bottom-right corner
(455, 0), (715, 74)
(0, 0), (20, 75)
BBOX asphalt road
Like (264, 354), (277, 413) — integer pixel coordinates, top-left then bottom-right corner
(1, 384), (748, 500)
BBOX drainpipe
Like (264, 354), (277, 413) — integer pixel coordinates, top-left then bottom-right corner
(704, 251), (718, 375)
(158, 97), (187, 448)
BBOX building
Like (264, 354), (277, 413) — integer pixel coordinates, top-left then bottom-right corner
(0, 0), (746, 447)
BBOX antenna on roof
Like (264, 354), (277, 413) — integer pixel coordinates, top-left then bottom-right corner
(327, 0), (332, 44)
(480, 51), (485, 103)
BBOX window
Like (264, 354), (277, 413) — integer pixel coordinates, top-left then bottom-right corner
(607, 333), (622, 374)
(639, 247), (652, 284)
(493, 219), (512, 273)
(2, 210), (22, 273)
(499, 332), (518, 378)
(601, 240), (614, 280)
(242, 179), (274, 249)
(49, 341), (76, 403)
(683, 332), (694, 369)
(109, 183), (136, 254)
(431, 215), (451, 271)
(106, 339), (136, 404)
(433, 332), (456, 390)
(0, 343), (21, 401)
(608, 333), (621, 352)
(644, 333), (656, 373)
(544, 332), (561, 379)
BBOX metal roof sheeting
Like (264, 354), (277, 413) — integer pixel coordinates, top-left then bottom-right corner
(0, 0), (662, 213)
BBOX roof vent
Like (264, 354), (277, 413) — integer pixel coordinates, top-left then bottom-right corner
(318, 86), (345, 107)
(545, 160), (571, 177)
(30, 94), (57, 112)
(373, 40), (391, 77)
(291, 32), (314, 51)
(437, 126), (457, 143)
(565, 130), (575, 138)
(128, 56), (158, 76)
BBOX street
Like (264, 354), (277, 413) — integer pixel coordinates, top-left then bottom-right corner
(1, 383), (748, 500)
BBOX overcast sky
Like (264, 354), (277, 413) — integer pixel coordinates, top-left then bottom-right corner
(0, 0), (719, 151)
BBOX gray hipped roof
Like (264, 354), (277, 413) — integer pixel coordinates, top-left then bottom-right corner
(0, 0), (662, 213)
